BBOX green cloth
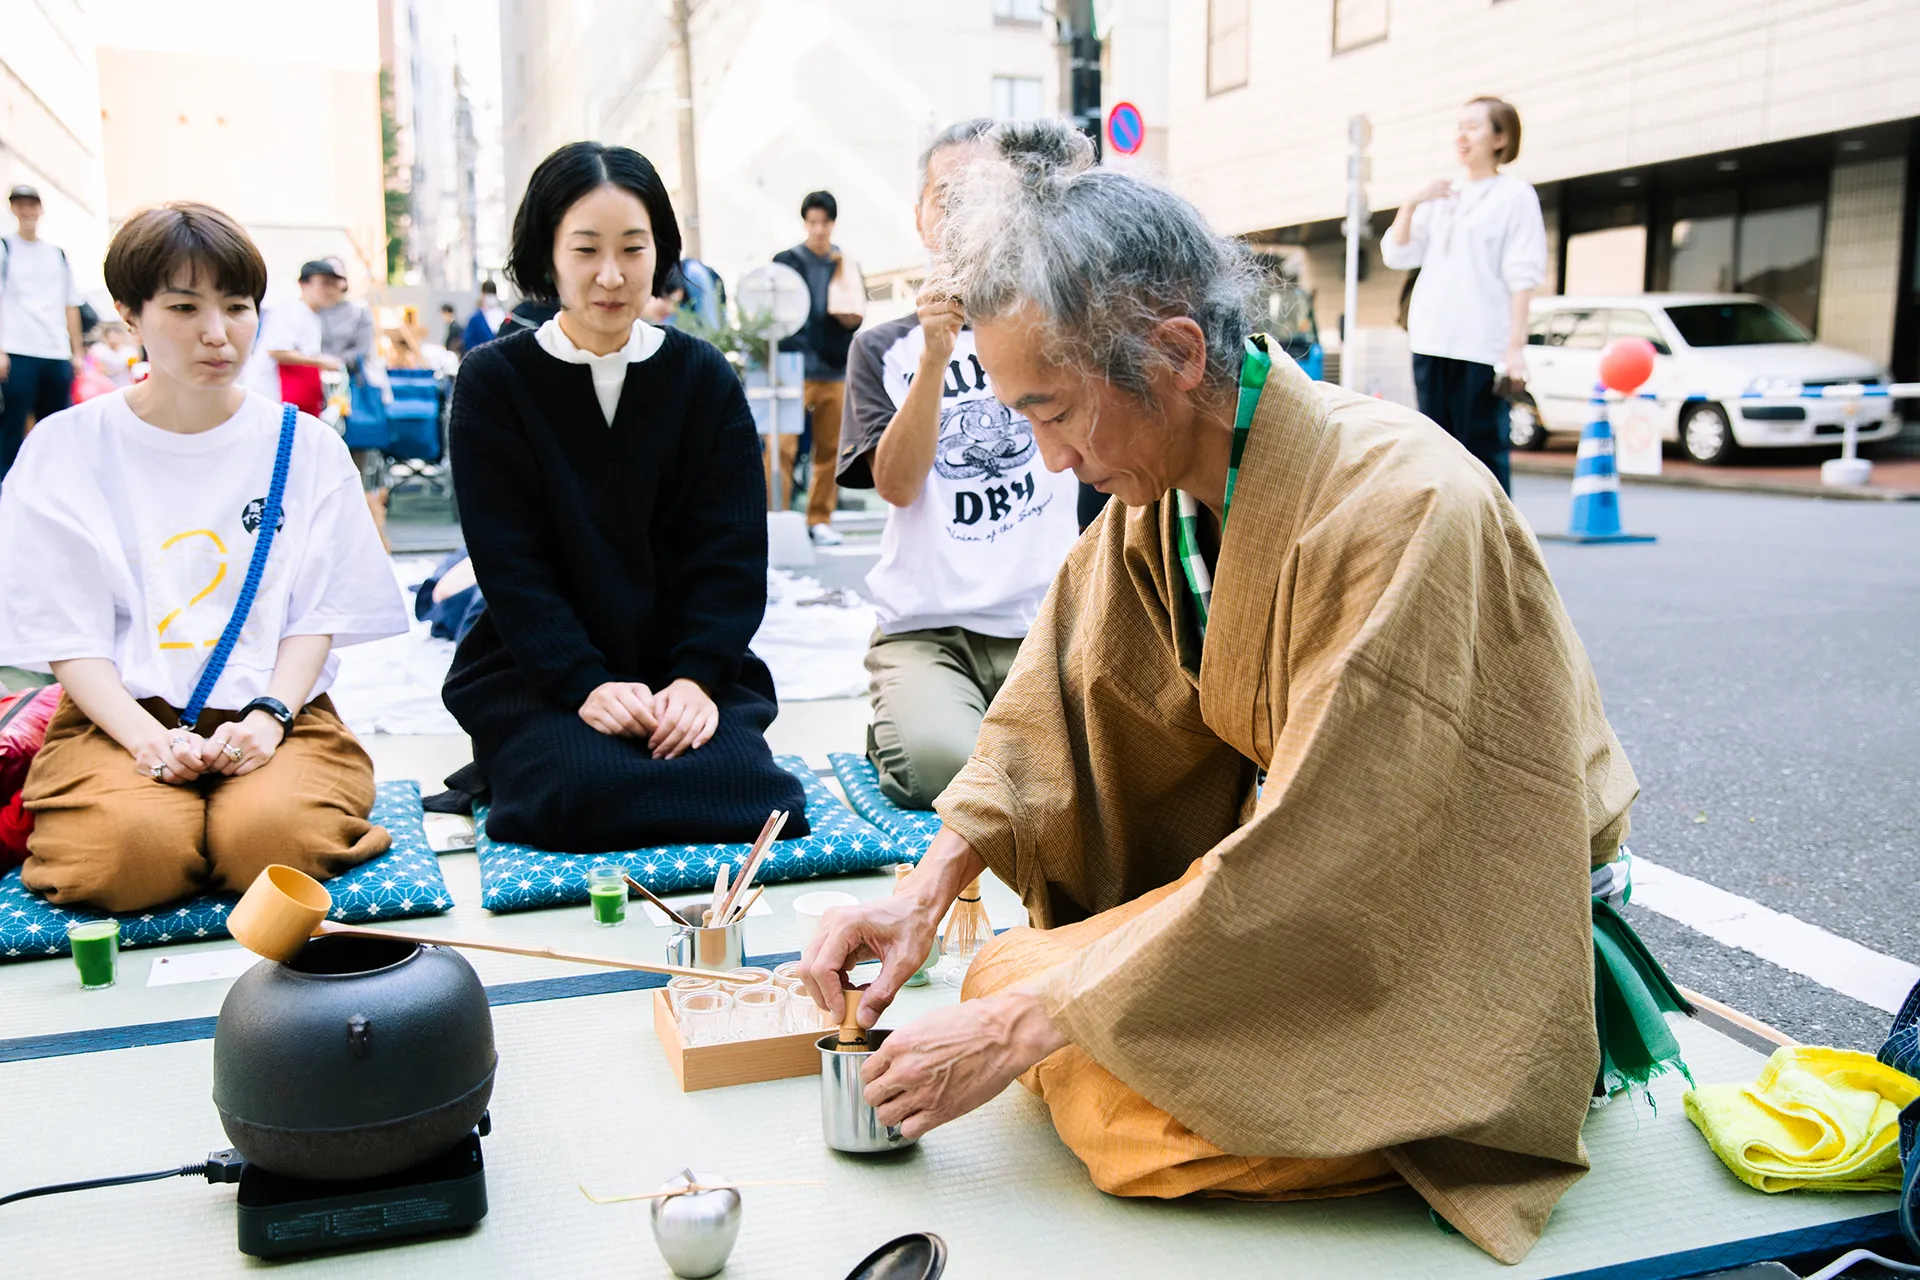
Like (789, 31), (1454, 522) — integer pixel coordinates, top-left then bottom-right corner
(1173, 334), (1271, 640)
(1593, 898), (1694, 1097)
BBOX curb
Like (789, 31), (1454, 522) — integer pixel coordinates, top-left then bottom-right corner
(1510, 458), (1920, 503)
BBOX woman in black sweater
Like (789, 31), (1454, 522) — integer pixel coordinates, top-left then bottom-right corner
(444, 142), (806, 851)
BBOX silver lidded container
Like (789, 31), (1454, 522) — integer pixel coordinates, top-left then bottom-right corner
(650, 1168), (742, 1278)
(817, 1029), (918, 1153)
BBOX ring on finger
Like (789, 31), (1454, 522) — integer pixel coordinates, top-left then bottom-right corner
(149, 762), (166, 779)
(223, 743), (244, 763)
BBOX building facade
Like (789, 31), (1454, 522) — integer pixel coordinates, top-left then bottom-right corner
(1168, 0), (1919, 377)
(500, 0), (1064, 294)
(0, 0), (108, 294)
(86, 0), (388, 301)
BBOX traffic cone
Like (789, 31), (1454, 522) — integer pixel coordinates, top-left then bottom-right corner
(1538, 383), (1656, 545)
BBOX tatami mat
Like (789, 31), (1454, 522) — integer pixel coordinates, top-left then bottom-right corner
(0, 984), (1898, 1278)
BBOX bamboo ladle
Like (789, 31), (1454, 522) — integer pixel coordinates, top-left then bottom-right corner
(228, 864), (757, 983)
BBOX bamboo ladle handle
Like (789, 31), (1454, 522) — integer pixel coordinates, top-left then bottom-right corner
(313, 921), (755, 983)
(837, 983), (868, 1048)
(229, 864), (754, 983)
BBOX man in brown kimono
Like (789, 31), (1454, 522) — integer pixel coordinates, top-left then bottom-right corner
(800, 122), (1638, 1265)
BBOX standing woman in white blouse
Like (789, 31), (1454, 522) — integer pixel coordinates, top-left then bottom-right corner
(1381, 96), (1547, 495)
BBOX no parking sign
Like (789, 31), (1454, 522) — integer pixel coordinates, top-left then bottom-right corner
(1106, 101), (1145, 155)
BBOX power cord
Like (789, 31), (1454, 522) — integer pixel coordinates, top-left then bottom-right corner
(0, 1149), (245, 1208)
(1805, 1249), (1920, 1280)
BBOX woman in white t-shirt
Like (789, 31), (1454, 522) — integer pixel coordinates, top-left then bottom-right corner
(1380, 96), (1547, 495)
(0, 202), (409, 913)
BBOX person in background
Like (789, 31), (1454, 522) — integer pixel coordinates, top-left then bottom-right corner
(316, 257), (395, 547)
(836, 119), (1079, 809)
(1380, 96), (1545, 495)
(462, 279), (506, 351)
(87, 321), (140, 388)
(239, 259), (341, 417)
(440, 302), (465, 356)
(640, 264), (688, 326)
(677, 257), (725, 328)
(774, 191), (863, 546)
(441, 141), (806, 852)
(0, 201), (407, 913)
(0, 184), (85, 480)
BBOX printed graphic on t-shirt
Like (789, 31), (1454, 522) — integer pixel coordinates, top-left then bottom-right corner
(906, 351), (1054, 544)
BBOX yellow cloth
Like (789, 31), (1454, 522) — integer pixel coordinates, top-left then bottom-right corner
(1684, 1046), (1920, 1193)
(936, 353), (1639, 1264)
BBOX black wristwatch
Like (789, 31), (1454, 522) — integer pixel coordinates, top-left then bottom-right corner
(238, 697), (295, 736)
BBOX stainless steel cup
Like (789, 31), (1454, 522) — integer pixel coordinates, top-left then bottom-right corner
(817, 1029), (917, 1153)
(666, 920), (746, 973)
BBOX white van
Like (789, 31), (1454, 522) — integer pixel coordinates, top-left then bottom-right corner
(1510, 294), (1896, 465)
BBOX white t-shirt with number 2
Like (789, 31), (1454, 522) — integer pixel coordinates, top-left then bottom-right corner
(0, 389), (408, 709)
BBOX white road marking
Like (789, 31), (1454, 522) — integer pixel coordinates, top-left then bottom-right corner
(1631, 855), (1919, 1015)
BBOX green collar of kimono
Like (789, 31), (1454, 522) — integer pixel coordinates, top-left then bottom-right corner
(1174, 334), (1272, 641)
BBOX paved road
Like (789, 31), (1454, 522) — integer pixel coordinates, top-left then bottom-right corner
(826, 478), (1917, 1051)
(1513, 475), (1919, 1051)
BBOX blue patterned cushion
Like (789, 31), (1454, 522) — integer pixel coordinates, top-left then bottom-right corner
(475, 755), (897, 913)
(828, 753), (941, 855)
(0, 781), (450, 961)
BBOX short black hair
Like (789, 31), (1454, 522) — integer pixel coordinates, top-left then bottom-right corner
(507, 141), (681, 305)
(439, 302), (456, 313)
(104, 201), (268, 310)
(800, 190), (837, 222)
(479, 279), (498, 296)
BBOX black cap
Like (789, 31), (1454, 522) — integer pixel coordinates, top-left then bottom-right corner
(7, 184), (40, 203)
(298, 259), (346, 281)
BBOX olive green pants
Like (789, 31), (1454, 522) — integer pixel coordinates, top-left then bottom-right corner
(864, 626), (1024, 811)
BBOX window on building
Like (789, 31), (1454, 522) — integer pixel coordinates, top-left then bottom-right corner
(1650, 179), (1825, 333)
(1736, 204), (1822, 333)
(1208, 0), (1249, 95)
(1333, 0), (1389, 53)
(991, 75), (1043, 121)
(993, 0), (1045, 23)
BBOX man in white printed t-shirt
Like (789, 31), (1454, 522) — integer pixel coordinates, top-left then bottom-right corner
(836, 121), (1080, 809)
(0, 184), (85, 481)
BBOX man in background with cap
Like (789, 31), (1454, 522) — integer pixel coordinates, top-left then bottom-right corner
(240, 258), (343, 416)
(315, 256), (396, 548)
(0, 184), (85, 481)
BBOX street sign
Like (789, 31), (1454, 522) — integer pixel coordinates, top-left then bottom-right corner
(1106, 101), (1145, 155)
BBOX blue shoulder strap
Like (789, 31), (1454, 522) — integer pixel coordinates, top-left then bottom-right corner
(178, 403), (299, 731)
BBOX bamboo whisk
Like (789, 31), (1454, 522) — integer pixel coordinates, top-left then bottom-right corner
(943, 877), (988, 959)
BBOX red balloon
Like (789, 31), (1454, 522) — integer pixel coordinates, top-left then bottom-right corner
(1598, 337), (1657, 394)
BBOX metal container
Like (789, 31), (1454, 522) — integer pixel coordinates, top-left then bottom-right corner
(817, 1030), (916, 1153)
(211, 935), (496, 1181)
(666, 920), (746, 973)
(649, 1168), (741, 1278)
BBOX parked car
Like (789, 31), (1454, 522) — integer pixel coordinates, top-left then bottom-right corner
(1508, 293), (1896, 465)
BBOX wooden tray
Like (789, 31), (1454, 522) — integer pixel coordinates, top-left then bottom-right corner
(652, 989), (825, 1092)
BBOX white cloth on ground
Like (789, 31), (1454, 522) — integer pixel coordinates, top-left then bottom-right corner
(0, 389), (409, 709)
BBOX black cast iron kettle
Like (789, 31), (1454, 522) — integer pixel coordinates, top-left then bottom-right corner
(211, 933), (496, 1181)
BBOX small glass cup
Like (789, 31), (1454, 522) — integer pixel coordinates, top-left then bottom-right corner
(776, 977), (822, 1033)
(723, 966), (772, 986)
(587, 864), (627, 927)
(729, 984), (787, 1042)
(772, 961), (804, 983)
(677, 990), (733, 1047)
(666, 975), (716, 1019)
(68, 919), (120, 990)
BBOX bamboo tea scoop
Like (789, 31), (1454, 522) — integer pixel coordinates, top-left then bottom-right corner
(229, 864), (756, 983)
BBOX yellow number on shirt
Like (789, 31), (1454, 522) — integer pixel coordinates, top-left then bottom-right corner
(155, 528), (228, 650)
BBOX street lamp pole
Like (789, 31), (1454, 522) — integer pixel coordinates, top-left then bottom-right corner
(672, 0), (703, 261)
